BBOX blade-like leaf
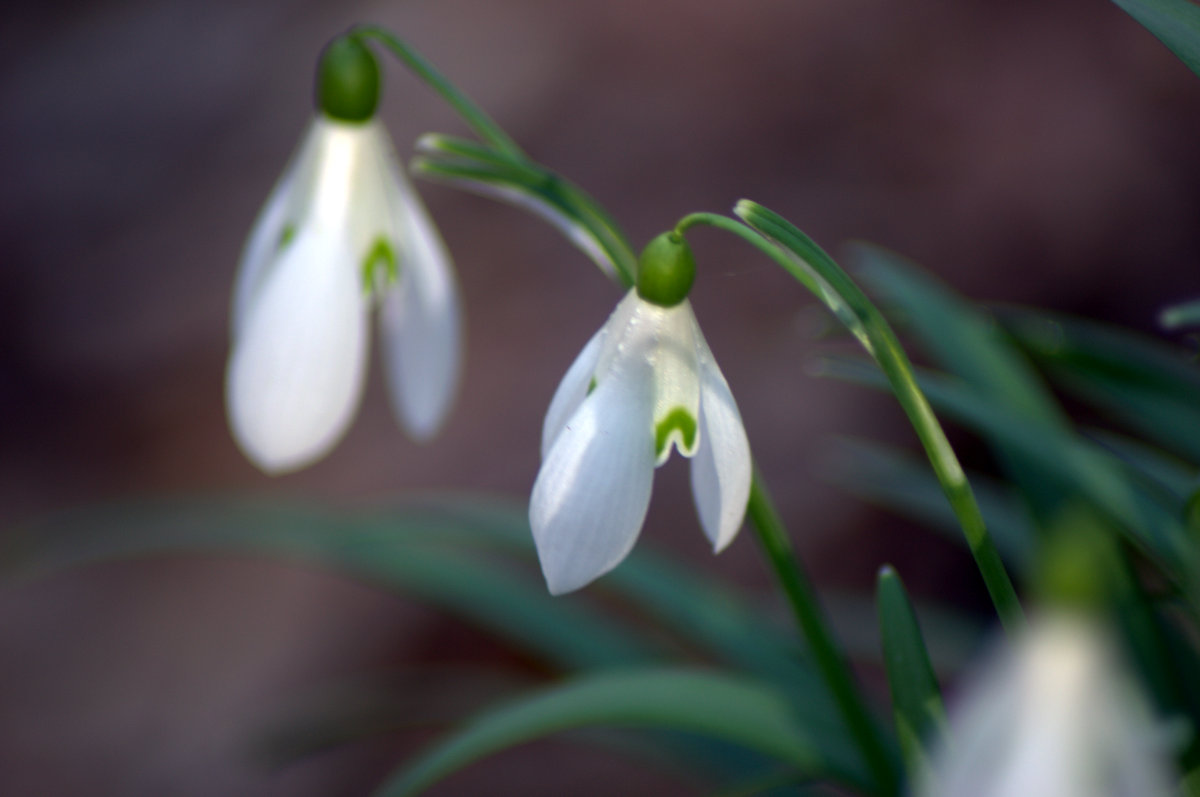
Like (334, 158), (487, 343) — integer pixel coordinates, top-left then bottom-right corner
(1001, 308), (1200, 465)
(829, 439), (1037, 570)
(2, 498), (656, 670)
(852, 245), (1073, 521)
(1110, 0), (1200, 79)
(734, 200), (1023, 633)
(876, 567), (946, 781)
(372, 668), (861, 797)
(819, 357), (1194, 578)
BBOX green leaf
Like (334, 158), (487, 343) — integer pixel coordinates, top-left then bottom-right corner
(1089, 430), (1197, 503)
(733, 200), (1024, 633)
(1110, 0), (1200, 79)
(1000, 308), (1200, 465)
(2, 497), (657, 671)
(852, 245), (1075, 522)
(829, 439), (1038, 570)
(819, 357), (1194, 578)
(413, 134), (636, 284)
(371, 668), (857, 797)
(876, 567), (946, 782)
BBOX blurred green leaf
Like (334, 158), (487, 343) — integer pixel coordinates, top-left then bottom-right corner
(876, 567), (946, 782)
(829, 439), (1037, 570)
(1001, 309), (1200, 464)
(1110, 0), (1200, 79)
(852, 245), (1075, 522)
(413, 134), (636, 283)
(818, 357), (1194, 577)
(2, 494), (865, 773)
(372, 668), (859, 797)
(1088, 430), (1197, 504)
(1, 497), (656, 670)
(734, 201), (1023, 633)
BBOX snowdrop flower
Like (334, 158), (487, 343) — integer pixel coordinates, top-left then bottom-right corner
(922, 613), (1177, 797)
(531, 232), (752, 594)
(227, 35), (461, 473)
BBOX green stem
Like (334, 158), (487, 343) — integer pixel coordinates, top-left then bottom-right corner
(748, 471), (899, 797)
(354, 26), (524, 157)
(678, 211), (1025, 635)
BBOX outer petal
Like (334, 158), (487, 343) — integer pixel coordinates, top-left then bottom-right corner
(530, 354), (657, 595)
(230, 122), (326, 336)
(541, 326), (606, 459)
(378, 152), (463, 441)
(226, 229), (368, 473)
(689, 328), (751, 551)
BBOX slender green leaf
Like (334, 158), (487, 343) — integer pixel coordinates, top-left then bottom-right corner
(1089, 430), (1197, 503)
(372, 669), (859, 797)
(731, 201), (1023, 633)
(852, 245), (1077, 522)
(2, 498), (656, 670)
(876, 567), (946, 781)
(852, 245), (1067, 427)
(413, 135), (636, 285)
(1110, 0), (1200, 79)
(819, 357), (1194, 578)
(1001, 308), (1200, 464)
(829, 439), (1037, 570)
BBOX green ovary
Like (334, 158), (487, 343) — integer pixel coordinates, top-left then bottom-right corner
(655, 407), (697, 459)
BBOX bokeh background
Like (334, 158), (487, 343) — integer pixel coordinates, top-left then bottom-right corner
(3, 0), (1200, 794)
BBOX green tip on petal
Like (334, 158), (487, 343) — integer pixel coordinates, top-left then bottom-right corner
(654, 407), (698, 460)
(637, 231), (695, 307)
(316, 35), (380, 122)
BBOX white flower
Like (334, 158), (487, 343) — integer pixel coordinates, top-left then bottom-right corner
(922, 613), (1177, 797)
(530, 289), (752, 594)
(227, 115), (461, 473)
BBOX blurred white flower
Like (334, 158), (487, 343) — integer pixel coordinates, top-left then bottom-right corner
(923, 613), (1177, 797)
(226, 116), (461, 473)
(530, 288), (752, 594)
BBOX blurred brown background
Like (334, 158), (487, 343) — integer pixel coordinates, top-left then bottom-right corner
(3, 0), (1200, 794)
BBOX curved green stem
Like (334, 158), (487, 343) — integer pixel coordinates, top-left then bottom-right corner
(748, 470), (900, 797)
(354, 26), (524, 157)
(679, 211), (1025, 634)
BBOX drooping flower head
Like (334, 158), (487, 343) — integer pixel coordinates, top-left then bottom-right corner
(531, 232), (752, 594)
(227, 35), (461, 473)
(922, 613), (1177, 797)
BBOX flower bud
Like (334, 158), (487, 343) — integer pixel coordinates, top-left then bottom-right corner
(316, 35), (380, 122)
(636, 232), (695, 307)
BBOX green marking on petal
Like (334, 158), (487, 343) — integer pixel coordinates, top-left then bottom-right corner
(655, 407), (698, 460)
(362, 237), (400, 293)
(278, 224), (296, 251)
(587, 377), (597, 396)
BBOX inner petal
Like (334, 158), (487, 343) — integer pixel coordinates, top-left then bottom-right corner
(649, 302), (701, 465)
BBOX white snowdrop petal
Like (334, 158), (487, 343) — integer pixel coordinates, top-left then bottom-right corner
(922, 616), (1177, 797)
(689, 330), (751, 551)
(230, 121), (331, 336)
(232, 171), (294, 337)
(379, 149), (463, 441)
(226, 229), (368, 473)
(541, 327), (606, 459)
(651, 302), (701, 464)
(530, 356), (657, 595)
